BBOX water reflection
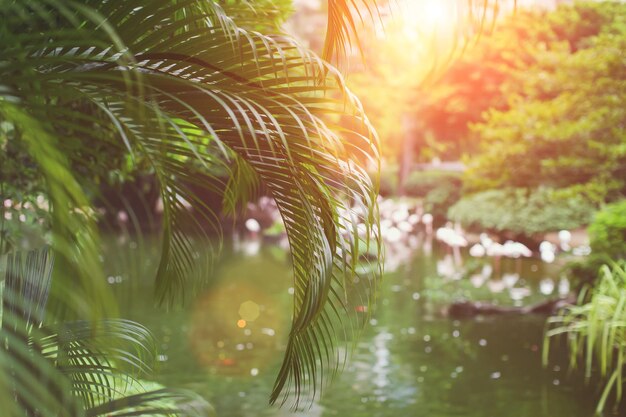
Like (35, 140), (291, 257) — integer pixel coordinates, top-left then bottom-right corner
(102, 232), (612, 417)
(187, 263), (288, 377)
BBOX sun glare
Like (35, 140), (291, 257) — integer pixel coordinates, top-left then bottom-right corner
(401, 0), (458, 41)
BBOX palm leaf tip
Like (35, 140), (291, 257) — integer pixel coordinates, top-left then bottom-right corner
(324, 0), (382, 64)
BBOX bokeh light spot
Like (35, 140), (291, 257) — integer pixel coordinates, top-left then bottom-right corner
(239, 300), (261, 322)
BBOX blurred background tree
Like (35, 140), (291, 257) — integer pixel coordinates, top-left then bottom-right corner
(341, 1), (625, 208)
(465, 2), (626, 203)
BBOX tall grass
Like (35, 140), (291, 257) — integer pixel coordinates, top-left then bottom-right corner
(544, 262), (626, 415)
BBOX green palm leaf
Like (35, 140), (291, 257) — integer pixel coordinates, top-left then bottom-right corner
(1, 248), (83, 416)
(2, 0), (383, 406)
(36, 319), (210, 416)
(85, 389), (211, 417)
(2, 248), (210, 416)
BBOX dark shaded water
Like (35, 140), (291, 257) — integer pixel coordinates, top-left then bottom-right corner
(103, 233), (614, 417)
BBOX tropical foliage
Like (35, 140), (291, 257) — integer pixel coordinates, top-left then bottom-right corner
(415, 1), (625, 163)
(1, 248), (211, 416)
(0, 0), (387, 410)
(545, 262), (626, 415)
(448, 188), (595, 237)
(0, 0), (522, 412)
(464, 2), (626, 203)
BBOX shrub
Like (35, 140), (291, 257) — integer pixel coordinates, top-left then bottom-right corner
(448, 188), (596, 236)
(569, 200), (626, 285)
(403, 170), (462, 198)
(589, 200), (626, 261)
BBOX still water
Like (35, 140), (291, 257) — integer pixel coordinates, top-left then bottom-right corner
(103, 233), (613, 417)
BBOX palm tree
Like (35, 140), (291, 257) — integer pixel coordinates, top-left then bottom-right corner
(0, 0), (510, 412)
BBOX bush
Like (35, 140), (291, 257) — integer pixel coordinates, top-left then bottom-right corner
(569, 200), (626, 285)
(403, 170), (462, 198)
(589, 200), (626, 261)
(448, 188), (596, 236)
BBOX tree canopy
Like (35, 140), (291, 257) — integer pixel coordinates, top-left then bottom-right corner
(465, 2), (626, 203)
(419, 1), (625, 166)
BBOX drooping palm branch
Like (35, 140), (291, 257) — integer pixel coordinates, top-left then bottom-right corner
(1, 0), (382, 408)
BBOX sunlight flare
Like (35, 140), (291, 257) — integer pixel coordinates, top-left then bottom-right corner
(401, 0), (458, 41)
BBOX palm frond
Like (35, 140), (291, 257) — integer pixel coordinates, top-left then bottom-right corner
(2, 0), (383, 407)
(0, 0), (125, 321)
(220, 0), (294, 31)
(1, 249), (84, 416)
(324, 0), (382, 63)
(2, 247), (53, 328)
(2, 248), (210, 416)
(37, 319), (156, 408)
(222, 154), (260, 217)
(36, 319), (211, 416)
(0, 317), (83, 417)
(85, 388), (210, 417)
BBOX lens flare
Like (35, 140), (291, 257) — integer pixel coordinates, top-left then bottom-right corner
(402, 0), (457, 41)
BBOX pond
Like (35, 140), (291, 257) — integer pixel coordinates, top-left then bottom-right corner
(102, 232), (616, 417)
